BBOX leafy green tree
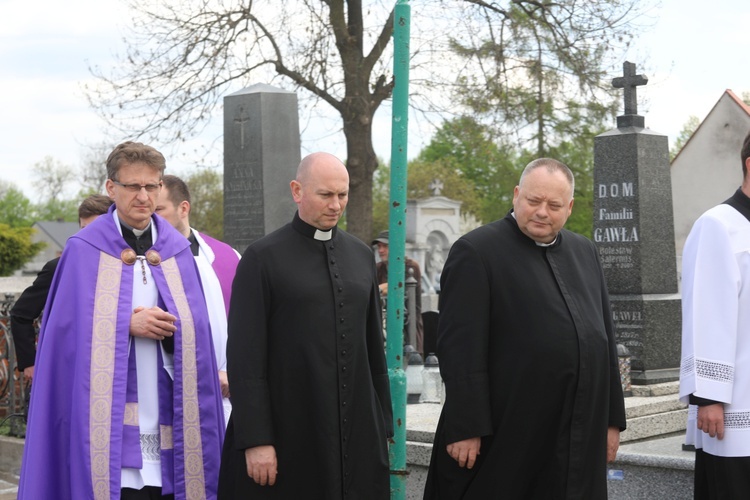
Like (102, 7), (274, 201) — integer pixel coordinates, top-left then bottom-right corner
(545, 137), (598, 239)
(449, 3), (628, 156)
(185, 168), (224, 240)
(372, 157), (477, 238)
(0, 186), (35, 228)
(417, 116), (521, 224)
(0, 224), (45, 276)
(86, 0), (648, 242)
(669, 115), (700, 161)
(394, 112), (602, 239)
(34, 199), (79, 223)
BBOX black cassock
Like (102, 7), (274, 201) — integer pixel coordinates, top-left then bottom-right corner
(424, 212), (626, 500)
(219, 213), (393, 500)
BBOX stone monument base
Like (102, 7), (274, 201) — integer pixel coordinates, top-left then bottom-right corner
(610, 293), (681, 378)
(631, 367), (681, 385)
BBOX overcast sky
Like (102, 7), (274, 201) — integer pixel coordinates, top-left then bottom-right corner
(1, 0), (748, 201)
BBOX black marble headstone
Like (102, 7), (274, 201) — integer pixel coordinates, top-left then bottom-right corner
(593, 62), (681, 383)
(223, 84), (299, 253)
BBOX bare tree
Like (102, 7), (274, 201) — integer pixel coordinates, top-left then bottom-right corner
(86, 0), (648, 241)
(78, 142), (115, 195)
(32, 156), (76, 202)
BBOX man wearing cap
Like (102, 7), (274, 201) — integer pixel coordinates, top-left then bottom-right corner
(373, 230), (425, 355)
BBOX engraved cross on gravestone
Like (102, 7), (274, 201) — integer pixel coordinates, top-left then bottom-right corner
(234, 107), (250, 150)
(612, 61), (648, 128)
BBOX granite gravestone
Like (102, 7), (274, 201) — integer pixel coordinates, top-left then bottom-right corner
(223, 83), (300, 252)
(593, 61), (681, 384)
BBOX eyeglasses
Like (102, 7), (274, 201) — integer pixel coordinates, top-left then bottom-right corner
(112, 180), (163, 193)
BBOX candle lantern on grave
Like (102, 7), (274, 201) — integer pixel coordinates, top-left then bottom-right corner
(420, 353), (442, 403)
(405, 349), (424, 404)
(617, 343), (632, 397)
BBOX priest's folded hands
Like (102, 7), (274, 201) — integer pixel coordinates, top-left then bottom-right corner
(129, 305), (177, 340)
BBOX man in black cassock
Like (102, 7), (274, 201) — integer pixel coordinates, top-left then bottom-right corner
(423, 158), (626, 499)
(218, 152), (394, 499)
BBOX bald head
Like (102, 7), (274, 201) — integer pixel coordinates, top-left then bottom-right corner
(291, 152), (349, 230)
(296, 152), (347, 181)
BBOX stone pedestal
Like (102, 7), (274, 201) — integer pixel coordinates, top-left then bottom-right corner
(610, 294), (681, 383)
(223, 83), (299, 253)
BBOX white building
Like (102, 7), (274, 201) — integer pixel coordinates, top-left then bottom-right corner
(671, 89), (750, 275)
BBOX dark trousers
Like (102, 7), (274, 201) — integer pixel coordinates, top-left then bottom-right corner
(121, 486), (175, 500)
(695, 448), (750, 499)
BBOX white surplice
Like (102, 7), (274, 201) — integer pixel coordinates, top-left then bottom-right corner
(680, 203), (750, 457)
(193, 230), (239, 427)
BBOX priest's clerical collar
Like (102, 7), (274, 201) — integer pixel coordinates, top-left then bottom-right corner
(119, 221), (153, 254)
(510, 210), (557, 246)
(119, 218), (152, 238)
(292, 211), (337, 241)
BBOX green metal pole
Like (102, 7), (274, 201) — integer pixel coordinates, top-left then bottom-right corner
(387, 1), (410, 499)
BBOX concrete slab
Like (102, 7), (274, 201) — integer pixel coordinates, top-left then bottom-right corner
(0, 471), (18, 500)
(607, 434), (694, 499)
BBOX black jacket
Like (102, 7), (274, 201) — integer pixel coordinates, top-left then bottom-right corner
(10, 257), (59, 370)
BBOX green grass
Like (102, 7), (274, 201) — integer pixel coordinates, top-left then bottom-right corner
(0, 414), (25, 438)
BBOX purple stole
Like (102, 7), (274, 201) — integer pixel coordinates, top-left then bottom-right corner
(121, 341), (143, 469)
(199, 232), (240, 316)
(120, 342), (175, 491)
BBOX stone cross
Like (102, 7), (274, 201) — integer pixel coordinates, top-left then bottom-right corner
(612, 61), (648, 128)
(429, 179), (444, 196)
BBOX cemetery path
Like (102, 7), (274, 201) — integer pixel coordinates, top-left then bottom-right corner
(0, 471), (17, 499)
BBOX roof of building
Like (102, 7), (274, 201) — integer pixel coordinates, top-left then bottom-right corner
(672, 89), (750, 163)
(32, 221), (79, 249)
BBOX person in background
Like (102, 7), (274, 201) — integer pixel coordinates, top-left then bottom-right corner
(18, 141), (224, 500)
(679, 129), (750, 498)
(10, 194), (113, 383)
(155, 174), (240, 427)
(218, 152), (393, 499)
(372, 229), (424, 354)
(424, 158), (626, 499)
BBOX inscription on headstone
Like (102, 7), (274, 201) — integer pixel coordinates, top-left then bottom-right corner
(223, 84), (300, 253)
(595, 179), (639, 276)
